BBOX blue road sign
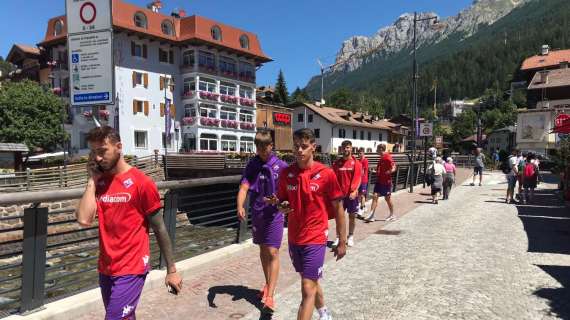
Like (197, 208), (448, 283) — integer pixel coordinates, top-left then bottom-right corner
(73, 92), (110, 103)
(72, 54), (80, 64)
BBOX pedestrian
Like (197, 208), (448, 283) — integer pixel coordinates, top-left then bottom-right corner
(268, 128), (347, 320)
(430, 157), (445, 204)
(366, 144), (396, 222)
(76, 126), (182, 320)
(442, 157), (456, 200)
(505, 149), (519, 204)
(236, 130), (288, 313)
(470, 148), (485, 186)
(516, 151), (525, 196)
(357, 148), (369, 218)
(332, 141), (362, 248)
(522, 153), (539, 204)
(492, 148), (500, 171)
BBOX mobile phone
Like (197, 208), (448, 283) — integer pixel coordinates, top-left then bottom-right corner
(88, 152), (103, 175)
(167, 284), (179, 295)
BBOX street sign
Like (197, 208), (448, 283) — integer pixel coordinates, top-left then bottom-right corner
(435, 136), (443, 148)
(66, 0), (112, 34)
(419, 123), (433, 137)
(68, 30), (114, 105)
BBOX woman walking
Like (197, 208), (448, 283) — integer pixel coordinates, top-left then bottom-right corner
(442, 157), (456, 200)
(430, 157), (445, 204)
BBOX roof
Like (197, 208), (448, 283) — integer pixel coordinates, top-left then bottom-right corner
(39, 0), (271, 63)
(527, 67), (570, 90)
(0, 143), (29, 152)
(293, 102), (405, 133)
(521, 49), (570, 71)
(6, 44), (41, 63)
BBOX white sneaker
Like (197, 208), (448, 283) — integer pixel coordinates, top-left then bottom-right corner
(356, 208), (365, 218)
(386, 215), (396, 222)
(347, 235), (354, 247)
(332, 238), (339, 247)
(319, 311), (332, 320)
(364, 213), (375, 222)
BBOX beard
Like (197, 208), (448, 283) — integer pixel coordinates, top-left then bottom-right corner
(99, 153), (120, 172)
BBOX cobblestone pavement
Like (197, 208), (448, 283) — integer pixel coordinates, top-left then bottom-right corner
(244, 171), (570, 320)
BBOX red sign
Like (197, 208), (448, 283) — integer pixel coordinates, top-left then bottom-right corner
(555, 114), (570, 127)
(273, 112), (291, 126)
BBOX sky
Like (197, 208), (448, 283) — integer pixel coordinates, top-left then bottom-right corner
(0, 0), (472, 90)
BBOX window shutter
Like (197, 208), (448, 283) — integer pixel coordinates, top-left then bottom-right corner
(132, 100), (137, 114)
(160, 77), (164, 90)
(143, 73), (148, 88)
(171, 104), (176, 117)
(160, 103), (165, 117)
(142, 44), (147, 58)
(132, 71), (136, 87)
(143, 101), (149, 116)
(169, 50), (174, 64)
(131, 42), (135, 56)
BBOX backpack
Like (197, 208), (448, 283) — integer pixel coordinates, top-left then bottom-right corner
(501, 157), (512, 174)
(523, 163), (537, 180)
(425, 164), (435, 186)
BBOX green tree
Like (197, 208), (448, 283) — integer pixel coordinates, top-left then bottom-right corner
(291, 86), (310, 103)
(0, 80), (67, 151)
(328, 88), (354, 110)
(274, 70), (289, 105)
(0, 56), (15, 78)
(451, 109), (477, 145)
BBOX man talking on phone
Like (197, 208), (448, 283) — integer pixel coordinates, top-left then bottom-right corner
(75, 126), (182, 319)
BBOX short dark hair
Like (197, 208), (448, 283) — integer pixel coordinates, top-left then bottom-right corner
(378, 144), (387, 151)
(86, 126), (121, 144)
(293, 128), (316, 143)
(254, 130), (273, 147)
(341, 140), (352, 148)
(359, 147), (365, 153)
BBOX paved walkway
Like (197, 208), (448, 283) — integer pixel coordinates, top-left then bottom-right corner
(76, 169), (570, 320)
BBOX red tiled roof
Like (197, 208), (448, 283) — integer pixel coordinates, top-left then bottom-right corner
(14, 44), (40, 56)
(521, 49), (570, 71)
(39, 0), (271, 63)
(527, 67), (570, 90)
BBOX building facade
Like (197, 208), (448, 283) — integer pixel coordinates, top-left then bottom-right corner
(7, 0), (270, 157)
(291, 103), (407, 154)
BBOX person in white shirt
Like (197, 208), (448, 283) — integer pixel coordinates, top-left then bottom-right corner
(506, 149), (519, 204)
(429, 157), (445, 204)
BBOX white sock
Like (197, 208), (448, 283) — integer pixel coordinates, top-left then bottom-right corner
(318, 306), (328, 316)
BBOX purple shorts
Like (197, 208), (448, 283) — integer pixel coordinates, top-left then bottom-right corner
(374, 183), (392, 197)
(288, 243), (326, 280)
(342, 196), (359, 214)
(251, 209), (284, 249)
(99, 273), (147, 320)
(359, 183), (368, 195)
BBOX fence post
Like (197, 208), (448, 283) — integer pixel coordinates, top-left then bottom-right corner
(160, 191), (178, 269)
(415, 163), (421, 185)
(26, 168), (31, 191)
(393, 165), (400, 192)
(236, 196), (249, 243)
(58, 166), (63, 188)
(20, 205), (48, 313)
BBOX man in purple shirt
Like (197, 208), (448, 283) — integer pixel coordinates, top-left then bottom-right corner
(237, 130), (288, 313)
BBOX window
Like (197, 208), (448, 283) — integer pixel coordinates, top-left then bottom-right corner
(352, 129), (357, 139)
(131, 42), (147, 58)
(133, 72), (144, 86)
(79, 132), (88, 149)
(159, 48), (174, 64)
(219, 82), (236, 96)
(308, 114), (313, 123)
(298, 113), (304, 122)
(183, 78), (195, 94)
(134, 12), (148, 29)
(315, 129), (320, 138)
(162, 133), (172, 149)
(239, 35), (249, 49)
(54, 20), (64, 36)
(133, 100), (144, 113)
(239, 86), (253, 99)
(240, 109), (254, 123)
(198, 78), (217, 92)
(220, 57), (237, 76)
(220, 107), (237, 120)
(198, 51), (215, 68)
(211, 26), (222, 41)
(239, 62), (255, 81)
(339, 128), (346, 138)
(240, 136), (255, 153)
(182, 50), (195, 67)
(184, 103), (196, 117)
(379, 133), (384, 141)
(134, 131), (148, 149)
(161, 20), (174, 36)
(360, 131), (364, 140)
(221, 135), (238, 152)
(368, 131), (372, 141)
(200, 133), (218, 151)
(199, 103), (217, 118)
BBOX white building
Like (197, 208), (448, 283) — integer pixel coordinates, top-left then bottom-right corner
(291, 103), (407, 154)
(23, 0), (271, 157)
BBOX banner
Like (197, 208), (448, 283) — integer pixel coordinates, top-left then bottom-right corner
(165, 98), (172, 139)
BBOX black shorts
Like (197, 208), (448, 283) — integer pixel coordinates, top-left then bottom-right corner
(473, 167), (483, 176)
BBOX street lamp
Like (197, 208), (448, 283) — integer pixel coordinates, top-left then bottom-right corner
(48, 60), (68, 173)
(410, 12), (440, 193)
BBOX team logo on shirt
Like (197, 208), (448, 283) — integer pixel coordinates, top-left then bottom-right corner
(123, 178), (134, 189)
(287, 184), (298, 191)
(142, 255), (149, 266)
(312, 173), (321, 180)
(309, 183), (320, 191)
(122, 305), (134, 317)
(99, 193), (132, 203)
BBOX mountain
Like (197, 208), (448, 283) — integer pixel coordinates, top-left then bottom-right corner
(304, 0), (570, 116)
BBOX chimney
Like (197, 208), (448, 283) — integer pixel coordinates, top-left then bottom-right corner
(541, 44), (550, 56)
(147, 1), (162, 13)
(171, 8), (187, 18)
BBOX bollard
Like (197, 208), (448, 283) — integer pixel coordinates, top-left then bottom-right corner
(20, 205), (48, 313)
(160, 191), (178, 269)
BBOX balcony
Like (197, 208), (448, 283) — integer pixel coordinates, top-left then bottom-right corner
(182, 90), (195, 100)
(220, 94), (238, 105)
(239, 97), (255, 107)
(200, 117), (221, 127)
(199, 91), (220, 102)
(240, 122), (256, 131)
(239, 73), (256, 84)
(220, 119), (239, 129)
(220, 70), (238, 80)
(198, 64), (218, 75)
(182, 116), (196, 125)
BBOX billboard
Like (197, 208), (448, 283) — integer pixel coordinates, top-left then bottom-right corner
(517, 112), (550, 143)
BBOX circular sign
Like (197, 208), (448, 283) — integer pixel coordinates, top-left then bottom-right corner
(555, 114), (570, 127)
(80, 2), (97, 25)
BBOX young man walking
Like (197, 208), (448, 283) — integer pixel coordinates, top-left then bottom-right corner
(332, 141), (362, 247)
(366, 144), (396, 222)
(236, 130), (288, 312)
(269, 128), (347, 320)
(505, 149), (519, 204)
(76, 126), (182, 320)
(471, 148), (485, 186)
(357, 148), (369, 218)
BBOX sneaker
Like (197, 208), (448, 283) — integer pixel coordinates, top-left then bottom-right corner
(356, 208), (365, 218)
(470, 182), (475, 186)
(347, 235), (354, 247)
(386, 215), (396, 222)
(364, 213), (375, 222)
(262, 296), (276, 313)
(319, 310), (333, 320)
(332, 238), (339, 247)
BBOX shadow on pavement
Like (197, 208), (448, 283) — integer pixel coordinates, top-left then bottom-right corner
(207, 285), (263, 311)
(534, 265), (570, 320)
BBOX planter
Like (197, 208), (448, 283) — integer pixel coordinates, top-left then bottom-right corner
(182, 117), (195, 125)
(183, 90), (194, 98)
(220, 95), (238, 105)
(199, 91), (220, 101)
(200, 117), (220, 127)
(240, 122), (256, 130)
(240, 98), (255, 107)
(221, 119), (239, 129)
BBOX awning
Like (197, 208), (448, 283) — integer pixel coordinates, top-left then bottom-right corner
(552, 123), (570, 134)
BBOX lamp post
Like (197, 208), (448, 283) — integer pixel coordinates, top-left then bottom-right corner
(409, 12), (439, 193)
(163, 75), (174, 179)
(48, 60), (68, 173)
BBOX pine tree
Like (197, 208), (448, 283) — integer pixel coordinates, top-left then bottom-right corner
(274, 70), (289, 105)
(291, 86), (310, 103)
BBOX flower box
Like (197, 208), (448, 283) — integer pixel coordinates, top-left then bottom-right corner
(200, 117), (220, 127)
(183, 90), (194, 98)
(220, 95), (238, 104)
(221, 119), (239, 129)
(240, 122), (256, 130)
(199, 91), (220, 101)
(240, 98), (255, 107)
(182, 117), (195, 125)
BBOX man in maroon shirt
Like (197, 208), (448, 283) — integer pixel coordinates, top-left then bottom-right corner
(366, 144), (396, 222)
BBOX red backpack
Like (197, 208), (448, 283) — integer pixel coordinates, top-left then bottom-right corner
(523, 163), (537, 180)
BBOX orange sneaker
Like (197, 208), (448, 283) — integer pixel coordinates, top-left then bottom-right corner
(257, 284), (267, 302)
(263, 296), (276, 313)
